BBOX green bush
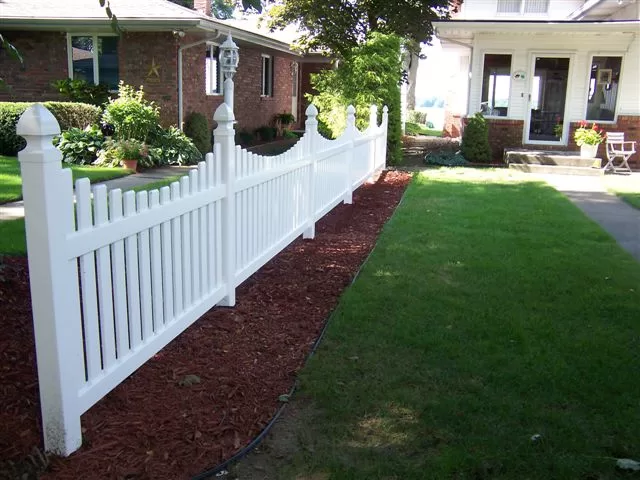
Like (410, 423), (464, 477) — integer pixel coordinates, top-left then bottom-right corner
(55, 125), (105, 164)
(236, 129), (254, 146)
(407, 110), (427, 125)
(424, 151), (468, 167)
(95, 138), (154, 169)
(183, 112), (211, 155)
(308, 32), (403, 165)
(147, 126), (202, 166)
(102, 82), (159, 142)
(52, 78), (111, 107)
(460, 112), (492, 163)
(254, 126), (277, 142)
(0, 101), (101, 156)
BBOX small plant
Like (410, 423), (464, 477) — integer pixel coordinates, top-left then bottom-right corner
(283, 129), (299, 139)
(574, 121), (606, 146)
(52, 78), (111, 107)
(273, 112), (296, 137)
(96, 138), (152, 168)
(147, 126), (202, 166)
(183, 112), (211, 155)
(254, 125), (277, 143)
(407, 110), (427, 125)
(55, 125), (105, 165)
(424, 151), (468, 167)
(101, 82), (160, 142)
(235, 129), (254, 147)
(461, 112), (492, 163)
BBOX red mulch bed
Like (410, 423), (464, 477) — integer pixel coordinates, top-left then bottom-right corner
(0, 171), (411, 479)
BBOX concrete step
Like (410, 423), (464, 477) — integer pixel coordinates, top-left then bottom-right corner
(509, 163), (605, 176)
(505, 149), (602, 168)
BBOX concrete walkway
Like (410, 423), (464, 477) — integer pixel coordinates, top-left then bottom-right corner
(537, 173), (640, 263)
(0, 166), (194, 221)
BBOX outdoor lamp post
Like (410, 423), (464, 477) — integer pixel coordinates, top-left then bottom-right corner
(219, 32), (239, 112)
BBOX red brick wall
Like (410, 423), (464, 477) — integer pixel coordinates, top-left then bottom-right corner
(443, 111), (463, 138)
(0, 31), (67, 101)
(464, 116), (640, 168)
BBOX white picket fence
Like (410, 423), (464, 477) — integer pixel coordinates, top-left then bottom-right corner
(16, 101), (388, 456)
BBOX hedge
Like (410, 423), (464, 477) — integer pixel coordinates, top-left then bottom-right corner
(0, 102), (101, 156)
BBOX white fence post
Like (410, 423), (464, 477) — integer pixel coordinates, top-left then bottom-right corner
(368, 105), (378, 181)
(17, 104), (84, 455)
(381, 105), (389, 169)
(214, 103), (237, 306)
(303, 104), (318, 239)
(343, 105), (356, 204)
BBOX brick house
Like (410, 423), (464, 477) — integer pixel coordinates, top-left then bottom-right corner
(0, 0), (331, 133)
(433, 0), (640, 167)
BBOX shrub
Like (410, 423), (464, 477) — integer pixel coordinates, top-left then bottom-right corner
(424, 151), (469, 167)
(0, 101), (101, 156)
(183, 112), (211, 155)
(283, 129), (299, 139)
(254, 126), (277, 142)
(460, 112), (492, 163)
(407, 110), (427, 125)
(308, 32), (403, 165)
(236, 129), (254, 147)
(95, 138), (153, 169)
(55, 125), (105, 164)
(101, 82), (159, 142)
(273, 112), (296, 137)
(147, 126), (202, 166)
(52, 78), (111, 107)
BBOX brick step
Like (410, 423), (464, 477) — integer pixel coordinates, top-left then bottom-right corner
(505, 149), (602, 168)
(509, 163), (605, 176)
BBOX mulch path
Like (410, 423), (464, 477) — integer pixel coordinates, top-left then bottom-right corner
(0, 170), (411, 480)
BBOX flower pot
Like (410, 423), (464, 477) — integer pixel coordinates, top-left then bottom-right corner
(580, 144), (599, 158)
(122, 159), (138, 172)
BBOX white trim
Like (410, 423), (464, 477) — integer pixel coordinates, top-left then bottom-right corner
(261, 54), (273, 97)
(205, 43), (223, 96)
(583, 51), (625, 124)
(523, 52), (575, 146)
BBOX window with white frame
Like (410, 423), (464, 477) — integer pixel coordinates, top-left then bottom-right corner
(586, 56), (622, 122)
(261, 54), (274, 97)
(68, 35), (119, 89)
(206, 45), (223, 95)
(480, 54), (512, 117)
(497, 0), (549, 14)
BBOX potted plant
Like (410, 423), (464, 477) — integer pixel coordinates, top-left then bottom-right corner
(574, 121), (606, 164)
(96, 138), (149, 171)
(273, 112), (296, 138)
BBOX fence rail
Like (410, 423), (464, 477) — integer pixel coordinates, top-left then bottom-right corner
(16, 101), (388, 456)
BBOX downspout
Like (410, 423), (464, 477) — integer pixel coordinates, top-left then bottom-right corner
(435, 31), (474, 125)
(177, 34), (219, 129)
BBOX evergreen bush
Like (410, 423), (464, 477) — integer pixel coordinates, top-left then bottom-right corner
(184, 111), (211, 155)
(0, 101), (101, 156)
(460, 112), (492, 163)
(308, 32), (403, 165)
(101, 82), (159, 142)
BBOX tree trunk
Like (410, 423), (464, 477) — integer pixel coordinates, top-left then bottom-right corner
(406, 51), (419, 111)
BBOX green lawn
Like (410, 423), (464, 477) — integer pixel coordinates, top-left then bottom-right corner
(605, 175), (640, 209)
(283, 168), (640, 479)
(0, 155), (133, 204)
(405, 122), (442, 137)
(0, 174), (186, 256)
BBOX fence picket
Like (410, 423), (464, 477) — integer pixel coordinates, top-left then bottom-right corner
(159, 187), (174, 324)
(148, 190), (164, 331)
(180, 176), (192, 308)
(123, 191), (142, 349)
(170, 182), (184, 316)
(136, 191), (153, 341)
(189, 170), (201, 301)
(109, 189), (129, 359)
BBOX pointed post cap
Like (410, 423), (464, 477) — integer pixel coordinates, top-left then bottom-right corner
(305, 104), (318, 117)
(16, 103), (61, 137)
(213, 102), (235, 123)
(383, 105), (389, 114)
(346, 105), (356, 116)
(369, 105), (378, 114)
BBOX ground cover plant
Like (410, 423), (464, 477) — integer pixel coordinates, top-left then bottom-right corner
(605, 175), (640, 209)
(272, 168), (640, 479)
(0, 155), (131, 204)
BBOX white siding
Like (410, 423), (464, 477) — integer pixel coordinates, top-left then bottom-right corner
(467, 32), (639, 122)
(455, 0), (583, 20)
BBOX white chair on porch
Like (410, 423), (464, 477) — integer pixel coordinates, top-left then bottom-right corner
(604, 132), (636, 173)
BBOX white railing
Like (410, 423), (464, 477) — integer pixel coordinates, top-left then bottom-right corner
(16, 101), (388, 456)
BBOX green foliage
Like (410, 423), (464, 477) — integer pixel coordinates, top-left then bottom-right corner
(254, 126), (277, 142)
(101, 82), (160, 142)
(55, 125), (105, 165)
(461, 112), (492, 163)
(274, 112), (296, 137)
(268, 0), (454, 56)
(96, 138), (152, 168)
(309, 32), (403, 164)
(0, 101), (101, 156)
(52, 78), (111, 107)
(407, 110), (427, 124)
(424, 151), (468, 166)
(405, 122), (441, 137)
(147, 126), (202, 166)
(183, 112), (211, 155)
(283, 129), (299, 139)
(236, 129), (255, 147)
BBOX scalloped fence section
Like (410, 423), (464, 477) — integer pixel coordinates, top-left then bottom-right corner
(16, 102), (388, 456)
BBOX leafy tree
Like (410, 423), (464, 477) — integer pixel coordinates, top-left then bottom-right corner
(309, 32), (403, 165)
(268, 0), (458, 56)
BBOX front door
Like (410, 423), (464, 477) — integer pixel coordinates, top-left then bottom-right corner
(525, 56), (571, 144)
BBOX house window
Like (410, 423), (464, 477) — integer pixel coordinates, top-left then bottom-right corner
(206, 45), (223, 95)
(497, 0), (549, 14)
(480, 54), (512, 117)
(586, 56), (622, 122)
(261, 55), (273, 97)
(68, 35), (119, 89)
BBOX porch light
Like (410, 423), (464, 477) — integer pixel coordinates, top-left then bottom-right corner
(220, 32), (239, 80)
